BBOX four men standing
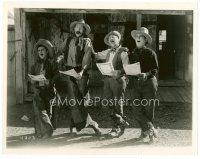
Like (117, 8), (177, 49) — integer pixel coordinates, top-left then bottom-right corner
(31, 19), (158, 142)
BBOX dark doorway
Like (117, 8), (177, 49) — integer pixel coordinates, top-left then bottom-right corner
(123, 22), (136, 52)
(157, 15), (186, 80)
(86, 13), (109, 75)
(86, 14), (109, 52)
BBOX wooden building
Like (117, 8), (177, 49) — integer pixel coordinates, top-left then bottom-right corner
(10, 8), (193, 104)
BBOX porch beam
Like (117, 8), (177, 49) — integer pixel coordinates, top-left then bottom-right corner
(22, 8), (189, 15)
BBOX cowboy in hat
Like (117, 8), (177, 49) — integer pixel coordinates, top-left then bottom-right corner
(55, 19), (102, 136)
(92, 30), (129, 138)
(30, 39), (58, 139)
(128, 27), (159, 143)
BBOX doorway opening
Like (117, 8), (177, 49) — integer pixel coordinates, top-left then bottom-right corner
(157, 15), (186, 82)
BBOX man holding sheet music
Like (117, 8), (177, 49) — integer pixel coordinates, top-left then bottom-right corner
(93, 31), (129, 138)
(128, 27), (159, 143)
(29, 39), (57, 139)
(56, 19), (102, 135)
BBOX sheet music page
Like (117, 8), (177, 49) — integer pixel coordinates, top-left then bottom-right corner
(28, 74), (47, 81)
(96, 62), (114, 76)
(59, 69), (81, 79)
(123, 62), (141, 75)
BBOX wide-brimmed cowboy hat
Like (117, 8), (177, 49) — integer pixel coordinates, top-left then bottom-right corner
(131, 27), (152, 44)
(70, 19), (91, 35)
(104, 30), (121, 46)
(33, 39), (54, 58)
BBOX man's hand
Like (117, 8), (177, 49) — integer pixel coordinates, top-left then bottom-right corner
(137, 73), (147, 81)
(77, 72), (83, 80)
(30, 79), (35, 84)
(77, 65), (87, 80)
(111, 70), (120, 78)
(44, 79), (49, 86)
(57, 55), (64, 63)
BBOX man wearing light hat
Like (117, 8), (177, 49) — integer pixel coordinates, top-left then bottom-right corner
(30, 39), (57, 139)
(56, 19), (102, 135)
(129, 27), (159, 143)
(93, 30), (129, 138)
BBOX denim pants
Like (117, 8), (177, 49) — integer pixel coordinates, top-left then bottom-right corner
(130, 76), (158, 132)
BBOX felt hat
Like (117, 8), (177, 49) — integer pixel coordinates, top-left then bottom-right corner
(131, 27), (152, 44)
(104, 30), (121, 46)
(70, 19), (91, 35)
(33, 39), (54, 58)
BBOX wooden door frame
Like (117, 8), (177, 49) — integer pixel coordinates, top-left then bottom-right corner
(14, 9), (26, 104)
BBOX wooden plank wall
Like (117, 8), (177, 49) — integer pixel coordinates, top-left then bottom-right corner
(14, 9), (25, 104)
(7, 26), (16, 106)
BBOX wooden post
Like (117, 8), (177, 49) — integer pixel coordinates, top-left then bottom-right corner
(14, 9), (25, 104)
(185, 12), (193, 83)
(136, 14), (142, 29)
(22, 11), (27, 97)
(7, 26), (16, 106)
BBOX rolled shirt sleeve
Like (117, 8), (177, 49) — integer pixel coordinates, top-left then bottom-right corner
(95, 49), (110, 60)
(121, 51), (129, 66)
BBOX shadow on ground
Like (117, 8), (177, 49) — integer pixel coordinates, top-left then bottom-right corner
(7, 102), (192, 130)
(7, 130), (151, 148)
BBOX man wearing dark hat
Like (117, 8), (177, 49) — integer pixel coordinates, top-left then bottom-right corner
(56, 19), (101, 135)
(30, 39), (57, 139)
(129, 27), (159, 143)
(93, 30), (129, 138)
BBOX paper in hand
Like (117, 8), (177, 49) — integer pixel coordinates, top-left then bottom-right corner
(96, 62), (114, 76)
(59, 69), (81, 79)
(28, 74), (46, 81)
(123, 62), (141, 75)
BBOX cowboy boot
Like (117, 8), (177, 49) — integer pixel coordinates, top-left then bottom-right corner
(108, 127), (121, 138)
(116, 115), (129, 137)
(137, 130), (148, 140)
(147, 122), (158, 138)
(89, 125), (102, 136)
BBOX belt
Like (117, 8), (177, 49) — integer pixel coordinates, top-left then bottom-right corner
(129, 75), (154, 80)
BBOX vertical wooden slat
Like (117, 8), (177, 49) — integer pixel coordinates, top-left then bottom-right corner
(185, 12), (193, 83)
(26, 17), (35, 93)
(7, 27), (16, 106)
(136, 14), (142, 29)
(14, 8), (24, 104)
(22, 11), (27, 96)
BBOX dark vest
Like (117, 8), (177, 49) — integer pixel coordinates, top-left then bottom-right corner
(106, 47), (128, 71)
(64, 37), (87, 66)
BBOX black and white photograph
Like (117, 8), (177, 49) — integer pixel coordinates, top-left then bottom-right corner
(2, 0), (199, 156)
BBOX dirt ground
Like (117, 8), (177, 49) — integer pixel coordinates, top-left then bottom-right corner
(6, 102), (192, 149)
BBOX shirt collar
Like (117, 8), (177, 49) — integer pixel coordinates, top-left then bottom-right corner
(111, 45), (121, 52)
